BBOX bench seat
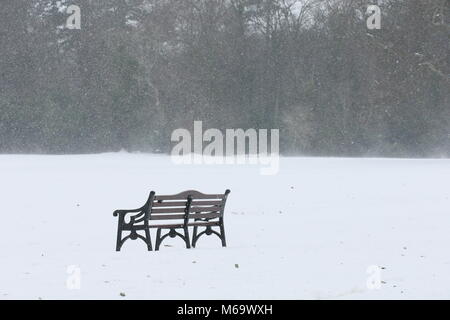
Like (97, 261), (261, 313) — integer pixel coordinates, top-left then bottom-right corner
(149, 221), (220, 229)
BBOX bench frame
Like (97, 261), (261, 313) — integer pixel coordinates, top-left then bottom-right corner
(113, 190), (230, 251)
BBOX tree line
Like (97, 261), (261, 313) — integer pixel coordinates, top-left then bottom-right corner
(0, 0), (448, 156)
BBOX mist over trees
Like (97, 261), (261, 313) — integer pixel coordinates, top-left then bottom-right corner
(0, 0), (448, 157)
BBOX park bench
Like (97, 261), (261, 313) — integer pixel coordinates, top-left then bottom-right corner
(113, 190), (231, 251)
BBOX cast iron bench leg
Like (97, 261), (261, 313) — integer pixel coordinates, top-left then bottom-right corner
(155, 228), (162, 251)
(145, 227), (153, 251)
(184, 226), (191, 249)
(192, 225), (199, 248)
(116, 217), (124, 252)
(116, 227), (123, 252)
(220, 223), (227, 247)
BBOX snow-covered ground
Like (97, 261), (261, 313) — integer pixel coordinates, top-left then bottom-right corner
(0, 154), (449, 299)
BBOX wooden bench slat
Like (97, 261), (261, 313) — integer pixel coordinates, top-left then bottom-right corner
(192, 194), (224, 199)
(151, 207), (186, 214)
(154, 194), (224, 201)
(149, 221), (220, 229)
(150, 214), (185, 220)
(188, 221), (220, 227)
(191, 200), (223, 206)
(149, 223), (184, 229)
(189, 206), (221, 213)
(189, 213), (221, 219)
(153, 195), (186, 201)
(152, 201), (187, 207)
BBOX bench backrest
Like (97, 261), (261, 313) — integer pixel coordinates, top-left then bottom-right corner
(148, 190), (230, 223)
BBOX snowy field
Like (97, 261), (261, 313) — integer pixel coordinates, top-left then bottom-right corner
(0, 154), (449, 300)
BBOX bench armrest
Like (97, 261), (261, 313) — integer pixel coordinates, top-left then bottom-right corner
(113, 207), (144, 217)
